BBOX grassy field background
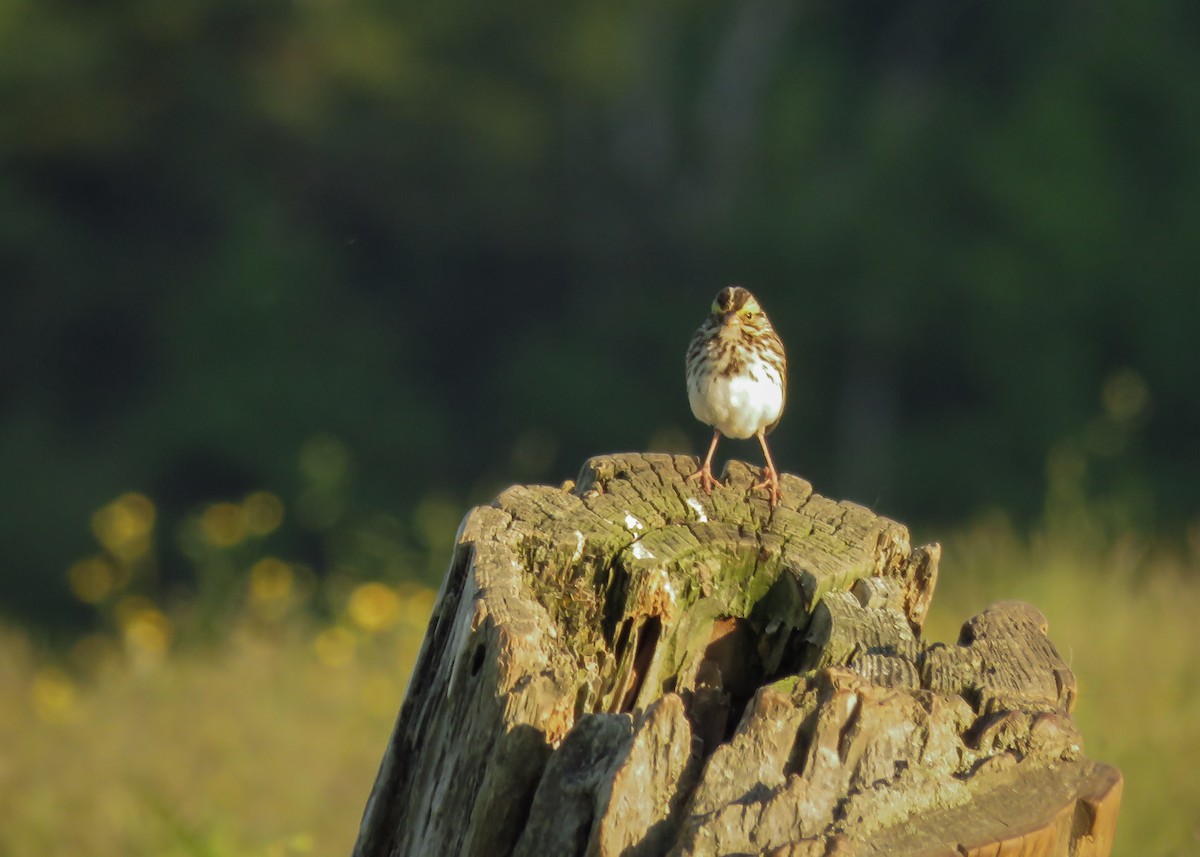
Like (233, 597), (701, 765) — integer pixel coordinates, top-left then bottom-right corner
(928, 516), (1200, 856)
(3, 508), (1198, 856)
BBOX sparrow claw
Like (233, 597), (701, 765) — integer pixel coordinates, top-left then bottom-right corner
(687, 463), (720, 495)
(751, 467), (782, 508)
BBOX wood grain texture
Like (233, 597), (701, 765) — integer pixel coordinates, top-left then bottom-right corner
(352, 453), (1120, 857)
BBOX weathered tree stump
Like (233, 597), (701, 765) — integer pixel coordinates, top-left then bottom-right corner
(353, 453), (1121, 857)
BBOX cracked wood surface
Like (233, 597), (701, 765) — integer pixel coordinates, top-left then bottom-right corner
(352, 453), (1120, 857)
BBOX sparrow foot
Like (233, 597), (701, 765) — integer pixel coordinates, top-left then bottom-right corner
(686, 462), (720, 495)
(751, 467), (782, 508)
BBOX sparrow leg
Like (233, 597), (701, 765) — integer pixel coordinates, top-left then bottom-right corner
(687, 429), (722, 494)
(751, 429), (782, 507)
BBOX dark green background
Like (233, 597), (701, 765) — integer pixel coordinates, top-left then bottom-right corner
(3, 1), (1197, 627)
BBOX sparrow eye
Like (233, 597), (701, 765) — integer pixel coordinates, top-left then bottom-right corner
(741, 309), (754, 319)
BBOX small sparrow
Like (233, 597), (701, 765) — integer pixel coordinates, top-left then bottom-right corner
(685, 286), (787, 506)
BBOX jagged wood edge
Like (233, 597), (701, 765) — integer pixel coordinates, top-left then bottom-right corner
(352, 453), (1119, 857)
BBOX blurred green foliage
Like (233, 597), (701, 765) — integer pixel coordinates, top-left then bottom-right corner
(2, 1), (1198, 627)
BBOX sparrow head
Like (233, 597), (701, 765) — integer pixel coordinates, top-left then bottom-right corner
(711, 285), (762, 327)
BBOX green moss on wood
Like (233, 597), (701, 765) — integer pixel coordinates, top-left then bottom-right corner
(482, 453), (939, 725)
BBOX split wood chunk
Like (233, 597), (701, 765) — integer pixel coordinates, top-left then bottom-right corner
(353, 453), (1121, 857)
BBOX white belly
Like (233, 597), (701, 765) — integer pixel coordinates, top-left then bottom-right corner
(688, 368), (784, 439)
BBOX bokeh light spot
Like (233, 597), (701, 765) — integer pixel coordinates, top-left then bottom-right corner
(124, 610), (172, 649)
(347, 583), (401, 633)
(249, 557), (294, 603)
(313, 626), (356, 667)
(116, 596), (172, 666)
(243, 491), (285, 536)
(68, 556), (116, 603)
(201, 502), (247, 547)
(30, 668), (79, 724)
(90, 492), (156, 561)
